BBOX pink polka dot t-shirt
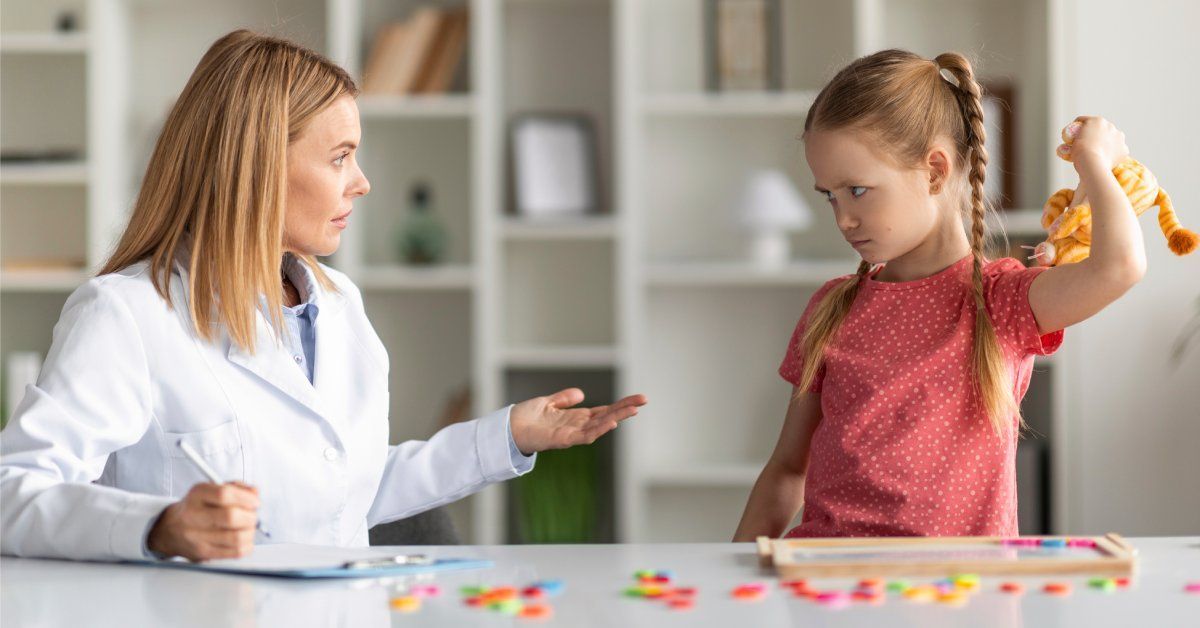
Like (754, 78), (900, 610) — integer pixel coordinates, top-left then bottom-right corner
(778, 255), (1063, 538)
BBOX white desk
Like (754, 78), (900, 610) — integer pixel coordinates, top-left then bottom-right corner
(3, 537), (1198, 627)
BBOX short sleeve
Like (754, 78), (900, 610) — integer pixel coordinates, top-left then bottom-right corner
(778, 277), (846, 393)
(983, 258), (1065, 356)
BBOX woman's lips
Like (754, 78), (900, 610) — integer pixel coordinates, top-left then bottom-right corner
(332, 210), (351, 228)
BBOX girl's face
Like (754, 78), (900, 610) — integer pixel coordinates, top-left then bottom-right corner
(804, 128), (953, 265)
(284, 95), (370, 257)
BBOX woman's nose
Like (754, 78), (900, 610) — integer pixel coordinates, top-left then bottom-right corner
(350, 169), (370, 198)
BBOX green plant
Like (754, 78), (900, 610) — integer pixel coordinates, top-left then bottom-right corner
(512, 442), (599, 543)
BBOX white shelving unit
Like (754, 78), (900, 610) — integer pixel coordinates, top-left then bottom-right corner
(356, 93), (476, 119)
(501, 345), (621, 370)
(0, 161), (89, 185)
(1, 0), (130, 427)
(641, 90), (818, 117)
(0, 31), (90, 54)
(1, 0), (1075, 543)
(500, 215), (617, 241)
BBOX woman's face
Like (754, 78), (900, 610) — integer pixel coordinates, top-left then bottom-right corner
(804, 128), (951, 265)
(283, 95), (370, 257)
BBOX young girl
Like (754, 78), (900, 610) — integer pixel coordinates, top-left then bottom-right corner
(733, 49), (1146, 539)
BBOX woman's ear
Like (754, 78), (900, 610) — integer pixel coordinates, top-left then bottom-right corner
(926, 144), (953, 194)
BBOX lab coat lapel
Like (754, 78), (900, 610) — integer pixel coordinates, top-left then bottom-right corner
(226, 310), (335, 421)
(312, 295), (355, 425)
(173, 250), (345, 437)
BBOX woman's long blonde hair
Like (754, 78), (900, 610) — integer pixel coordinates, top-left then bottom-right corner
(100, 29), (357, 353)
(797, 49), (1019, 433)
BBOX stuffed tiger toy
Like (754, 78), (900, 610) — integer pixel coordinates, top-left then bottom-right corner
(1030, 125), (1198, 267)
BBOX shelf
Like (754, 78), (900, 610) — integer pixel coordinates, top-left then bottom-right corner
(501, 345), (619, 369)
(355, 264), (474, 291)
(357, 94), (475, 119)
(641, 91), (817, 117)
(0, 162), (88, 186)
(0, 268), (88, 292)
(0, 32), (89, 54)
(645, 259), (858, 288)
(501, 216), (616, 241)
(641, 463), (762, 488)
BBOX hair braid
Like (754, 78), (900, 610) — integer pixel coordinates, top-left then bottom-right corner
(795, 260), (874, 397)
(935, 53), (1020, 432)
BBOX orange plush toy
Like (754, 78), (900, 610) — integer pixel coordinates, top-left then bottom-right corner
(1030, 125), (1198, 267)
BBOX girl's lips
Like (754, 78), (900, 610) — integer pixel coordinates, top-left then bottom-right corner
(850, 239), (871, 248)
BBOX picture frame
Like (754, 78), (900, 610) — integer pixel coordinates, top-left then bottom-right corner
(704, 0), (782, 92)
(981, 81), (1017, 209)
(508, 113), (602, 218)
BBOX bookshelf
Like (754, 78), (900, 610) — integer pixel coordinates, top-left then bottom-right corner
(0, 0), (1076, 543)
(0, 0), (129, 430)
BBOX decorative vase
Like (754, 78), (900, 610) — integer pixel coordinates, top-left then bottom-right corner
(396, 181), (447, 265)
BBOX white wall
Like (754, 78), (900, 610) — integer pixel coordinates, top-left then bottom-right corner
(1063, 0), (1200, 534)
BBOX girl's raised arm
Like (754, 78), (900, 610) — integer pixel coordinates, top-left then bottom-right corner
(1028, 117), (1147, 334)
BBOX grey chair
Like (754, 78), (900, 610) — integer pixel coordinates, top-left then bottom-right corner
(368, 505), (460, 546)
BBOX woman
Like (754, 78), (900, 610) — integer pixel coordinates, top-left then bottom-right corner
(0, 30), (645, 562)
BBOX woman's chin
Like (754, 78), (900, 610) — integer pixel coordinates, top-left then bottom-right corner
(315, 233), (341, 257)
(291, 238), (340, 259)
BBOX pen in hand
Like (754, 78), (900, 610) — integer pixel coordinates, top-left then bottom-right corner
(176, 439), (273, 540)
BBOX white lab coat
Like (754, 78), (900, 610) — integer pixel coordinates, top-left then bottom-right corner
(0, 255), (532, 561)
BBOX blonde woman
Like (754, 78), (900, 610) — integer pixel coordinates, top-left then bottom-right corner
(0, 30), (645, 562)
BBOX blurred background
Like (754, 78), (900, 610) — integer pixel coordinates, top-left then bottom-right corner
(1, 0), (1197, 544)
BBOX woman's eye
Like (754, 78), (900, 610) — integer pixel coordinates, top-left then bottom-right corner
(850, 186), (867, 198)
(334, 152), (349, 166)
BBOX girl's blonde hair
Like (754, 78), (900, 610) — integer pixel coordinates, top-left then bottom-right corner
(797, 49), (1018, 433)
(100, 29), (358, 353)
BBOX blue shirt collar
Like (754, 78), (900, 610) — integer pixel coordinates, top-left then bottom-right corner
(280, 253), (321, 320)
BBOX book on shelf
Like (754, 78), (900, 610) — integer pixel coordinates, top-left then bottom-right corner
(361, 21), (408, 94)
(361, 5), (470, 97)
(413, 7), (468, 94)
(705, 0), (782, 92)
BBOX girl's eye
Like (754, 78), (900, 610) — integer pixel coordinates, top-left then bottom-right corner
(822, 190), (836, 202)
(850, 186), (867, 198)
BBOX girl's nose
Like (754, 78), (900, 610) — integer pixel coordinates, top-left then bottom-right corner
(834, 208), (859, 232)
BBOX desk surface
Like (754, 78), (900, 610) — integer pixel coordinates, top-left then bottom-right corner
(3, 537), (1198, 627)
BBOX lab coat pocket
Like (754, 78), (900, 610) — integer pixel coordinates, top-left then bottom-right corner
(164, 420), (245, 495)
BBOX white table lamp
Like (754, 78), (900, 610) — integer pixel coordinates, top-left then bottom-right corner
(736, 169), (813, 269)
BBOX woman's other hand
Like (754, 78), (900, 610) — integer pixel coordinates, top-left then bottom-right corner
(509, 389), (647, 455)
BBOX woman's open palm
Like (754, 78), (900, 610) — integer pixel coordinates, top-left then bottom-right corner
(510, 388), (647, 455)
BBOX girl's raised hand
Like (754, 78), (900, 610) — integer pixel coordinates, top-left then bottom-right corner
(509, 388), (647, 455)
(1057, 115), (1130, 171)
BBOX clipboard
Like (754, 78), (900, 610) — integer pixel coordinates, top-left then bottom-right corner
(131, 543), (493, 579)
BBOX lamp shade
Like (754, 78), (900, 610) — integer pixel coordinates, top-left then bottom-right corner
(736, 169), (813, 232)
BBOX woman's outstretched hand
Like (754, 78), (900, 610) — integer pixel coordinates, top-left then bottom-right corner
(510, 388), (647, 455)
